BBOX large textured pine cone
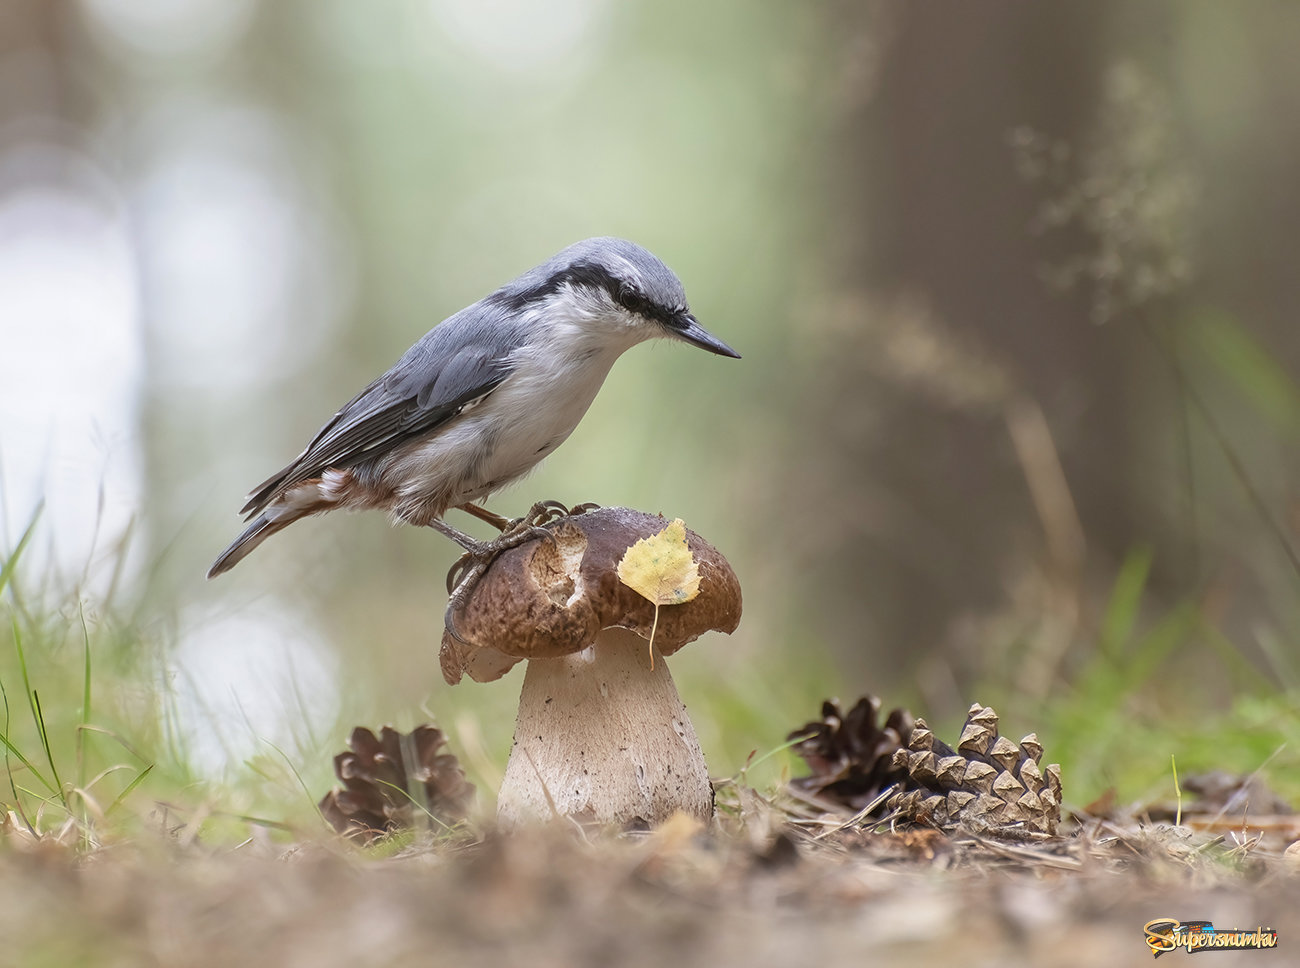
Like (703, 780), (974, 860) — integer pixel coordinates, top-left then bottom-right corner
(885, 703), (1062, 836)
(788, 696), (914, 811)
(319, 725), (474, 842)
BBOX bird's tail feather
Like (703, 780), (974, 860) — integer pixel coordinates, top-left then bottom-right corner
(207, 511), (298, 579)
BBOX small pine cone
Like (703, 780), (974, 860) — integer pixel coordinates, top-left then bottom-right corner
(788, 696), (915, 812)
(319, 725), (474, 843)
(885, 703), (1062, 836)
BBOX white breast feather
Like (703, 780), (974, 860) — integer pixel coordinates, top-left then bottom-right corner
(384, 290), (649, 511)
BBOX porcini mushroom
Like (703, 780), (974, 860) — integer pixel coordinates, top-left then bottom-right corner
(440, 507), (742, 827)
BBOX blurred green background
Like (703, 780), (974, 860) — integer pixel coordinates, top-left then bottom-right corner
(3, 0), (1300, 828)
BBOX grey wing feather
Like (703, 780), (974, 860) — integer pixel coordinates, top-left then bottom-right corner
(240, 311), (522, 518)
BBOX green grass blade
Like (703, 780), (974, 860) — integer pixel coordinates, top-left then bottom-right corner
(0, 501), (43, 598)
(736, 733), (810, 779)
(1198, 620), (1276, 692)
(1098, 547), (1152, 659)
(78, 604), (92, 792)
(1143, 318), (1300, 580)
(77, 724), (149, 763)
(0, 723), (54, 791)
(8, 620), (56, 797)
(13, 783), (65, 812)
(30, 691), (67, 808)
(106, 763), (154, 817)
(1171, 754), (1182, 828)
(1193, 310), (1300, 437)
(258, 738), (317, 808)
(1124, 603), (1198, 687)
(102, 512), (137, 609)
(10, 617), (68, 806)
(1, 672), (43, 832)
(80, 608), (92, 728)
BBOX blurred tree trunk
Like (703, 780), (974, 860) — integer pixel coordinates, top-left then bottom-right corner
(0, 0), (85, 124)
(798, 1), (1131, 692)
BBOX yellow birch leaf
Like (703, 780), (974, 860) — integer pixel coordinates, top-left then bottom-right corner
(616, 519), (702, 669)
(617, 519), (702, 606)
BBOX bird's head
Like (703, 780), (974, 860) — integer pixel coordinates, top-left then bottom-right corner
(494, 237), (741, 359)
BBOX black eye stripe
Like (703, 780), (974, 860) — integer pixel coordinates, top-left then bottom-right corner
(492, 260), (683, 327)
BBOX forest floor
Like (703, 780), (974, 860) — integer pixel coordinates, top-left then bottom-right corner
(3, 796), (1296, 968)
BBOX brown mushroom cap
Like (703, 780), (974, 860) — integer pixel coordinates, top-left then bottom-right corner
(440, 507), (742, 684)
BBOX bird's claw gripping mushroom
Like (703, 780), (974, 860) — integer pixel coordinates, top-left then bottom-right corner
(507, 499), (598, 531)
(439, 506), (742, 828)
(442, 501), (602, 640)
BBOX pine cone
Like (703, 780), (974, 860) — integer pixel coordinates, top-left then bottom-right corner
(319, 725), (474, 842)
(788, 696), (914, 811)
(885, 703), (1062, 836)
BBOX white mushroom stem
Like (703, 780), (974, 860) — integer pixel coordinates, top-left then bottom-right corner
(496, 626), (713, 827)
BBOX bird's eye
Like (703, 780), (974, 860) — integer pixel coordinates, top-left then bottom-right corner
(617, 284), (649, 315)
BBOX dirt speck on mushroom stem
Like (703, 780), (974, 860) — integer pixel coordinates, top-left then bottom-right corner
(439, 507), (742, 827)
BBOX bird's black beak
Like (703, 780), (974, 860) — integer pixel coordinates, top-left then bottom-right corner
(670, 313), (741, 359)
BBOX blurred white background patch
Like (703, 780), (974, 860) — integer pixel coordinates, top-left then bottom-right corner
(79, 0), (256, 65)
(169, 603), (340, 777)
(0, 138), (143, 588)
(426, 0), (612, 73)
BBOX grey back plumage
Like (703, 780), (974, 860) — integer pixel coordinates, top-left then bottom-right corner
(242, 308), (523, 517)
(240, 238), (683, 519)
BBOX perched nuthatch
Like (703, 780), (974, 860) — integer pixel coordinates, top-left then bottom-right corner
(208, 237), (739, 580)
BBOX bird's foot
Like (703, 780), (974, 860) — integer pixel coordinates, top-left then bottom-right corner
(457, 499), (599, 533)
(505, 499), (600, 532)
(443, 521), (554, 594)
(440, 500), (600, 642)
(441, 527), (549, 643)
(443, 556), (490, 643)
